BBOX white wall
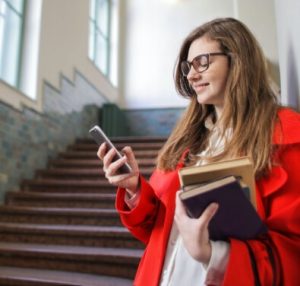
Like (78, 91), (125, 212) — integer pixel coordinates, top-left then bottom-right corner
(0, 0), (281, 111)
(275, 0), (300, 109)
(236, 0), (279, 85)
(121, 0), (279, 109)
(38, 0), (118, 109)
(0, 0), (118, 112)
(121, 0), (234, 109)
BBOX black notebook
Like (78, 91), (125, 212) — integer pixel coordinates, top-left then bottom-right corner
(179, 176), (267, 241)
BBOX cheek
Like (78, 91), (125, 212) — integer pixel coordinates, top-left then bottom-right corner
(214, 71), (229, 89)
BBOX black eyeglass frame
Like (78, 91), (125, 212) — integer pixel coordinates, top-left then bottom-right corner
(181, 52), (229, 76)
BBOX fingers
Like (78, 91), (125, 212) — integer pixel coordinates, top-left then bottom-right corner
(198, 203), (219, 229)
(105, 154), (128, 177)
(122, 146), (134, 159)
(97, 144), (140, 190)
(175, 191), (187, 219)
(106, 172), (133, 185)
(175, 191), (218, 227)
(97, 143), (107, 160)
(122, 146), (138, 171)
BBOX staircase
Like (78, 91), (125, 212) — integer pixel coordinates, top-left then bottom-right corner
(0, 136), (166, 286)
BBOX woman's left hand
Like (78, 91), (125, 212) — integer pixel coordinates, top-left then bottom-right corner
(174, 191), (219, 265)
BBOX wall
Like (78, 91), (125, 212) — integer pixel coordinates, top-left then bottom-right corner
(275, 0), (300, 109)
(124, 107), (184, 136)
(236, 0), (279, 85)
(0, 0), (116, 202)
(120, 0), (279, 109)
(0, 72), (106, 203)
(0, 0), (118, 113)
(38, 0), (119, 110)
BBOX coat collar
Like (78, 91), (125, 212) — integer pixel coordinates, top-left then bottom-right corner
(273, 108), (300, 145)
(257, 108), (300, 204)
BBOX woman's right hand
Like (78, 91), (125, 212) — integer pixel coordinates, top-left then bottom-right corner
(97, 143), (140, 195)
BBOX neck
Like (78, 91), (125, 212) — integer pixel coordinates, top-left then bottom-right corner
(214, 105), (223, 121)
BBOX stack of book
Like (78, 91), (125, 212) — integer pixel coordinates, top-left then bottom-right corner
(178, 157), (267, 241)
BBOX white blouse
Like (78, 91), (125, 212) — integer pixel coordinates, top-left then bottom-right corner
(159, 120), (231, 286)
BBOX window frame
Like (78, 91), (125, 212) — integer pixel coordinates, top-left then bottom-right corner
(0, 0), (26, 88)
(89, 0), (118, 86)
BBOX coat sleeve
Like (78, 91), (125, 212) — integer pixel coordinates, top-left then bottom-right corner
(223, 143), (300, 286)
(115, 175), (159, 244)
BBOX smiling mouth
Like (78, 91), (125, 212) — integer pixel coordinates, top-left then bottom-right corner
(194, 83), (209, 89)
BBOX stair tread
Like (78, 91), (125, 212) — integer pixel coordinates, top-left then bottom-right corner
(23, 179), (112, 185)
(38, 167), (153, 173)
(0, 205), (117, 215)
(60, 150), (158, 156)
(73, 142), (163, 147)
(0, 266), (133, 286)
(7, 192), (116, 199)
(0, 242), (143, 257)
(78, 136), (166, 143)
(36, 168), (153, 178)
(52, 158), (155, 162)
(0, 222), (128, 233)
(70, 142), (163, 151)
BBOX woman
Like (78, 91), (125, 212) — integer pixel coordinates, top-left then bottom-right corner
(97, 18), (300, 285)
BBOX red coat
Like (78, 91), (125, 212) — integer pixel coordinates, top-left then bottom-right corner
(116, 108), (300, 286)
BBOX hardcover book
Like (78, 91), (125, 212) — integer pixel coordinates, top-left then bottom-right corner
(178, 156), (256, 208)
(179, 175), (267, 241)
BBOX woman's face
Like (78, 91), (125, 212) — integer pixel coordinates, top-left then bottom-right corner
(186, 36), (230, 110)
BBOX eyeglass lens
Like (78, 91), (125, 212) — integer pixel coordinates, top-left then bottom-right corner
(181, 54), (209, 76)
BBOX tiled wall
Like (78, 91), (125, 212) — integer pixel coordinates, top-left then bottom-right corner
(124, 108), (184, 137)
(0, 72), (106, 202)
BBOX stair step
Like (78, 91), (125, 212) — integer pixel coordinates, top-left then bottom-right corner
(0, 242), (142, 279)
(59, 150), (159, 159)
(35, 167), (153, 179)
(6, 192), (116, 208)
(0, 223), (144, 248)
(70, 142), (163, 151)
(21, 179), (116, 193)
(48, 158), (155, 168)
(0, 206), (122, 226)
(78, 136), (166, 144)
(0, 266), (133, 286)
(1, 136), (159, 282)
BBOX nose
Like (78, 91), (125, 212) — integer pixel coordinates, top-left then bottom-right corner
(187, 65), (201, 81)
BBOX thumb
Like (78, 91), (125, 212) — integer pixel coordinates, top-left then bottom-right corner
(122, 146), (138, 170)
(198, 203), (219, 228)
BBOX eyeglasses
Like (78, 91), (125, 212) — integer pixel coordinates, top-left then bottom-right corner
(181, 52), (228, 76)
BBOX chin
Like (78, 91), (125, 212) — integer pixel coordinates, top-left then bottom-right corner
(196, 94), (222, 106)
(196, 94), (213, 105)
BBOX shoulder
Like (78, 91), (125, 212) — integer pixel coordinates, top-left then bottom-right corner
(273, 107), (300, 145)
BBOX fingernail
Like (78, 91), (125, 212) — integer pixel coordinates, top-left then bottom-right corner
(211, 203), (219, 212)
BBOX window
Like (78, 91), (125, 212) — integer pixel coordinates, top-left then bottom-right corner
(89, 0), (119, 86)
(0, 0), (25, 88)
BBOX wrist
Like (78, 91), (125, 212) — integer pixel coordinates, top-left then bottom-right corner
(126, 175), (140, 197)
(188, 241), (212, 264)
(201, 241), (212, 265)
(125, 188), (137, 197)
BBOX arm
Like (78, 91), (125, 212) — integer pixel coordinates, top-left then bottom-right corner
(223, 143), (300, 286)
(97, 143), (160, 244)
(116, 175), (160, 244)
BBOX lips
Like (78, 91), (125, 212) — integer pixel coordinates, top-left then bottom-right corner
(193, 83), (209, 90)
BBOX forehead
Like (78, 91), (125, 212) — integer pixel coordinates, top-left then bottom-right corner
(187, 37), (220, 61)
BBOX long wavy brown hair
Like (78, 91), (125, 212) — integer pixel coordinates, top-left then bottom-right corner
(157, 18), (280, 178)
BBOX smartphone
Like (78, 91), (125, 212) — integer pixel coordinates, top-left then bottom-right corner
(89, 125), (132, 174)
